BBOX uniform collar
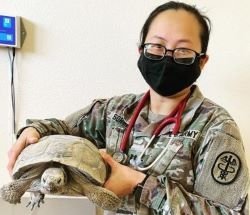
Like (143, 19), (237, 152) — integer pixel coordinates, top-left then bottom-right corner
(122, 85), (205, 135)
(179, 85), (204, 132)
(122, 93), (144, 124)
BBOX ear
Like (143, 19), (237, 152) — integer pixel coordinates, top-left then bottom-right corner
(199, 55), (209, 70)
(138, 47), (143, 54)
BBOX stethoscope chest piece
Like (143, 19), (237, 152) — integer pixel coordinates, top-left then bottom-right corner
(112, 151), (128, 164)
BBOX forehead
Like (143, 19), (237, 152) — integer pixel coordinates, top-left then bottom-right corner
(147, 9), (201, 48)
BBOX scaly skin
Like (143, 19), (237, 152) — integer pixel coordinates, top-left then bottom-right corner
(0, 165), (46, 205)
(0, 177), (34, 204)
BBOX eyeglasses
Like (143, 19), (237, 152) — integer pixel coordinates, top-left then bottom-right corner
(141, 43), (205, 65)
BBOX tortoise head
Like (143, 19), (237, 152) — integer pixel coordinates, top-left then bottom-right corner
(40, 167), (67, 194)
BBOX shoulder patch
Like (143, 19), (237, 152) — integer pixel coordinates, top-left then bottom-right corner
(211, 151), (241, 185)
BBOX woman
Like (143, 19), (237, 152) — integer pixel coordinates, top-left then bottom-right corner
(7, 1), (249, 214)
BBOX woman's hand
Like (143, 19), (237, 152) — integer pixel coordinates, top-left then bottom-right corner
(100, 151), (146, 197)
(7, 127), (40, 175)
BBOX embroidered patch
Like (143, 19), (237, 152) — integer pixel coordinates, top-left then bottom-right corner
(111, 113), (127, 128)
(211, 151), (241, 185)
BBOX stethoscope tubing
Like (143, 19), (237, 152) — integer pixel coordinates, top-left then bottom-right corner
(119, 91), (150, 152)
(135, 136), (175, 171)
(115, 90), (189, 170)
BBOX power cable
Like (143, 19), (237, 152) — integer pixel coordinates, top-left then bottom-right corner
(8, 47), (16, 134)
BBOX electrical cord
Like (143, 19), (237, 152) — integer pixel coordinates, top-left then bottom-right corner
(8, 47), (16, 134)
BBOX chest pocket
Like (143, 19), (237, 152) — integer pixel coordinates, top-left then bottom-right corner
(148, 136), (184, 175)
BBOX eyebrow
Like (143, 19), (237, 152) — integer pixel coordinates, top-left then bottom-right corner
(150, 35), (192, 44)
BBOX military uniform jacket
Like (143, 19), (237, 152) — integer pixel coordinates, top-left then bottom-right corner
(19, 86), (249, 214)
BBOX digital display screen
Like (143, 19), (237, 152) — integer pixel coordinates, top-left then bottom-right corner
(0, 15), (16, 46)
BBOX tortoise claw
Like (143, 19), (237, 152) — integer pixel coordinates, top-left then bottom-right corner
(26, 192), (45, 210)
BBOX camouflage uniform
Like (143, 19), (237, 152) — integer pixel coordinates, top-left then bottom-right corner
(18, 86), (249, 214)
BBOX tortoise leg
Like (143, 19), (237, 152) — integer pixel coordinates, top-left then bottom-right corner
(0, 178), (34, 204)
(1, 166), (46, 204)
(81, 182), (121, 211)
(26, 179), (45, 210)
(69, 167), (121, 211)
(26, 192), (45, 210)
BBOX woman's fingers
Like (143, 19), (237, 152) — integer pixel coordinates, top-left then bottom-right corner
(7, 127), (40, 175)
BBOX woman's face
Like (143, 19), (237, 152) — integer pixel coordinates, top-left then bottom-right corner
(141, 9), (208, 97)
(145, 9), (207, 69)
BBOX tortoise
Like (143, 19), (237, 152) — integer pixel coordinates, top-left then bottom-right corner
(0, 135), (121, 211)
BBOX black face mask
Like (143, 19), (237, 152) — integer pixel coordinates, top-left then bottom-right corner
(137, 54), (201, 96)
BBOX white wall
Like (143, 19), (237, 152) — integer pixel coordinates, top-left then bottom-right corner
(0, 0), (249, 214)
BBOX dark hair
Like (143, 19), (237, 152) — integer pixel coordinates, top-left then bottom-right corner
(139, 1), (211, 54)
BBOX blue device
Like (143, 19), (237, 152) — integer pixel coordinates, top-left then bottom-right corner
(0, 15), (21, 48)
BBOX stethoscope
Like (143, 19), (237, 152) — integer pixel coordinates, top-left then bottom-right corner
(112, 90), (189, 171)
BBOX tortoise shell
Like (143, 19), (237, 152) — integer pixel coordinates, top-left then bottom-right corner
(13, 135), (107, 185)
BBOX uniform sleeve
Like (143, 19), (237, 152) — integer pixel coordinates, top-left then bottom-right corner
(138, 120), (249, 214)
(16, 99), (109, 148)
